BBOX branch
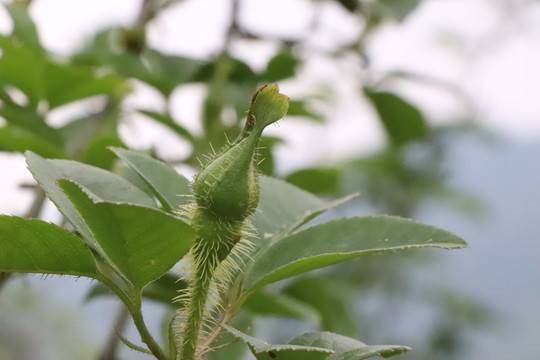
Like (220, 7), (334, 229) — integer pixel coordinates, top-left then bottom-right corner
(98, 305), (131, 360)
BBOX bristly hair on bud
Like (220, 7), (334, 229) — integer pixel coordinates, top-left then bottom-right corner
(175, 84), (289, 360)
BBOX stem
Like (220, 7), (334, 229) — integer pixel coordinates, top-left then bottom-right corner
(200, 284), (250, 352)
(135, 0), (159, 28)
(0, 272), (12, 293)
(99, 304), (130, 360)
(131, 302), (169, 360)
(201, 0), (239, 140)
(24, 187), (46, 218)
(180, 243), (219, 360)
(98, 275), (168, 360)
(199, 304), (235, 352)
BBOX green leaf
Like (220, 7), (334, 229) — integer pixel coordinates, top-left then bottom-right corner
(86, 273), (187, 306)
(58, 179), (195, 288)
(0, 36), (44, 102)
(243, 289), (320, 323)
(262, 51), (298, 82)
(114, 163), (157, 197)
(334, 0), (360, 12)
(252, 176), (355, 242)
(135, 272), (187, 304)
(0, 126), (64, 158)
(290, 332), (410, 359)
(27, 152), (157, 206)
(5, 4), (43, 51)
(244, 216), (467, 290)
(223, 326), (409, 360)
(142, 50), (201, 97)
(93, 50), (200, 97)
(0, 216), (97, 277)
(327, 346), (410, 360)
(377, 0), (420, 21)
(289, 331), (366, 352)
(206, 310), (253, 360)
(0, 36), (126, 108)
(0, 89), (61, 143)
(111, 147), (191, 211)
(195, 57), (257, 84)
(43, 62), (126, 109)
(85, 282), (112, 300)
(285, 168), (341, 195)
(79, 137), (125, 169)
(25, 151), (157, 249)
(364, 89), (427, 147)
(287, 100), (324, 123)
(222, 325), (333, 360)
(137, 109), (194, 141)
(284, 276), (357, 336)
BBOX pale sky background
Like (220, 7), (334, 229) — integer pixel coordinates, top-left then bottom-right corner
(0, 0), (539, 359)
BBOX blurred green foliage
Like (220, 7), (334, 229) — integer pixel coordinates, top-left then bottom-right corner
(0, 1), (488, 359)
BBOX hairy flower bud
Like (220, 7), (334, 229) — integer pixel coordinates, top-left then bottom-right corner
(193, 84), (289, 222)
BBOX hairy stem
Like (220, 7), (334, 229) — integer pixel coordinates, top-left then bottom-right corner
(179, 241), (220, 360)
(199, 302), (237, 352)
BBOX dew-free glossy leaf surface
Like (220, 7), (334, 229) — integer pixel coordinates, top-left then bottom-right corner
(26, 151), (157, 247)
(252, 176), (355, 242)
(79, 136), (125, 170)
(0, 216), (97, 277)
(224, 325), (409, 360)
(59, 180), (195, 288)
(244, 216), (467, 290)
(290, 331), (410, 359)
(111, 147), (191, 211)
(289, 331), (366, 352)
(327, 346), (410, 360)
(223, 325), (333, 360)
(86, 273), (186, 306)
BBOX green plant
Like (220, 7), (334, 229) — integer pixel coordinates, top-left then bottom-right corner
(0, 84), (467, 360)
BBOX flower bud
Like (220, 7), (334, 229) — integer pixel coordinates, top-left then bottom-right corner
(193, 84), (289, 222)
